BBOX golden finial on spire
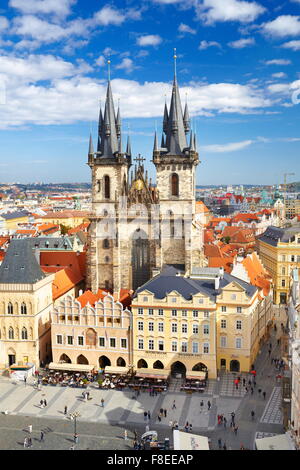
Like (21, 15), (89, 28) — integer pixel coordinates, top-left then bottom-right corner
(107, 58), (111, 81)
(173, 47), (177, 77)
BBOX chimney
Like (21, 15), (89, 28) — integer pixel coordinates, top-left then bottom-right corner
(215, 276), (220, 290)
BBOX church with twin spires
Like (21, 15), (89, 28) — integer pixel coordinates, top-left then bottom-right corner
(86, 63), (206, 296)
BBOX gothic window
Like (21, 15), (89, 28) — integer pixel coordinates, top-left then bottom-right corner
(21, 327), (28, 340)
(7, 302), (13, 314)
(21, 302), (27, 315)
(104, 175), (110, 199)
(97, 180), (101, 193)
(103, 239), (110, 249)
(171, 173), (179, 197)
(8, 327), (14, 339)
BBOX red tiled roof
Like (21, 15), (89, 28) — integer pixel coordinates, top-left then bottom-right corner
(52, 267), (84, 300)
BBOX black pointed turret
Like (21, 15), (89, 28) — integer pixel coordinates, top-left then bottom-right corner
(116, 105), (121, 138)
(88, 133), (94, 155)
(164, 75), (188, 155)
(126, 135), (132, 156)
(98, 80), (119, 158)
(183, 102), (190, 134)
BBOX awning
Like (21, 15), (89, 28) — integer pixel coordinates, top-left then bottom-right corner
(48, 362), (97, 372)
(104, 366), (129, 375)
(186, 370), (206, 380)
(135, 368), (169, 380)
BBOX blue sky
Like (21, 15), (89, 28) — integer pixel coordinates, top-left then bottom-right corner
(0, 0), (300, 185)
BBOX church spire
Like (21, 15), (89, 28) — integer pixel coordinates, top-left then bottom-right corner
(88, 133), (94, 155)
(97, 60), (119, 158)
(126, 135), (132, 156)
(183, 101), (190, 134)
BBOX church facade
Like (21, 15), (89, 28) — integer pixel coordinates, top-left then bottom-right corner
(86, 71), (206, 295)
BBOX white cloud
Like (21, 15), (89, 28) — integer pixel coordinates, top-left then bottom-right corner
(228, 37), (255, 48)
(197, 0), (266, 25)
(0, 16), (9, 31)
(137, 35), (162, 46)
(267, 79), (300, 96)
(281, 40), (300, 50)
(0, 53), (274, 129)
(272, 72), (287, 79)
(202, 140), (254, 153)
(116, 58), (135, 73)
(264, 59), (291, 65)
(93, 5), (126, 26)
(199, 40), (221, 49)
(262, 15), (300, 38)
(9, 0), (76, 17)
(178, 23), (196, 34)
(95, 55), (106, 67)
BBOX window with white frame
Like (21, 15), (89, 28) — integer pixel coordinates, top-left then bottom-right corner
(138, 308), (143, 315)
(203, 343), (209, 354)
(181, 342), (187, 353)
(199, 298), (204, 304)
(143, 297), (148, 302)
(192, 342), (199, 353)
(56, 334), (62, 344)
(193, 324), (199, 334)
(99, 337), (105, 347)
(221, 319), (227, 329)
(110, 338), (116, 348)
(221, 306), (227, 312)
(78, 336), (84, 346)
(138, 338), (144, 349)
(220, 336), (227, 348)
(182, 323), (188, 334)
(204, 311), (210, 318)
(236, 337), (242, 349)
(231, 294), (237, 300)
(148, 308), (154, 315)
(193, 310), (199, 318)
(158, 340), (164, 351)
(171, 297), (177, 303)
(203, 324), (209, 335)
(172, 341), (177, 352)
(158, 322), (164, 332)
(138, 321), (144, 331)
(158, 309), (164, 316)
(236, 320), (242, 330)
(148, 339), (154, 350)
(67, 336), (73, 345)
(148, 322), (154, 332)
(237, 307), (242, 313)
(172, 323), (178, 333)
(121, 338), (127, 349)
(181, 310), (187, 317)
(172, 309), (177, 317)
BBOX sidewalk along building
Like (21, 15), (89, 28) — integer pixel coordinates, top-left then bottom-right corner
(256, 225), (300, 304)
(131, 266), (267, 377)
(0, 239), (54, 368)
(51, 291), (133, 371)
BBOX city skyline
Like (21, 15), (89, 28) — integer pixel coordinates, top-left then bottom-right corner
(0, 0), (299, 184)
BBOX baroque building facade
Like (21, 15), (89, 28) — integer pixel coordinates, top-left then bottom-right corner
(86, 71), (205, 295)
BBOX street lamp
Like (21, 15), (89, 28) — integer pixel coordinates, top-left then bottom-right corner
(69, 411), (80, 443)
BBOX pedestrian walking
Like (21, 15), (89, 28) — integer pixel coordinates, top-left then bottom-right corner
(40, 399), (44, 408)
(145, 424), (150, 432)
(218, 438), (222, 449)
(28, 425), (32, 434)
(144, 411), (147, 421)
(253, 380), (256, 388)
(277, 338), (280, 346)
(251, 387), (254, 395)
(268, 349), (271, 357)
(164, 409), (167, 417)
(28, 437), (32, 448)
(64, 405), (68, 415)
(40, 431), (44, 442)
(24, 376), (27, 387)
(200, 400), (204, 411)
(74, 433), (79, 444)
(44, 399), (47, 407)
(234, 425), (238, 435)
(147, 410), (151, 420)
(223, 443), (227, 450)
(23, 437), (28, 448)
(223, 417), (227, 428)
(101, 398), (104, 407)
(251, 410), (255, 421)
(263, 391), (266, 400)
(157, 415), (161, 422)
(184, 422), (189, 432)
(124, 430), (128, 440)
(172, 400), (176, 410)
(269, 343), (272, 349)
(134, 430), (138, 440)
(207, 400), (211, 410)
(189, 423), (193, 432)
(242, 378), (246, 387)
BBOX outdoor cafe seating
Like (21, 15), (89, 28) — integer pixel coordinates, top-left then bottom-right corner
(41, 362), (98, 387)
(100, 366), (132, 389)
(127, 368), (169, 392)
(180, 370), (208, 393)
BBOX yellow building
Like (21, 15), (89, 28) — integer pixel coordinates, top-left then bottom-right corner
(257, 225), (300, 304)
(0, 210), (29, 232)
(0, 239), (54, 368)
(131, 266), (268, 377)
(40, 210), (89, 229)
(285, 199), (300, 220)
